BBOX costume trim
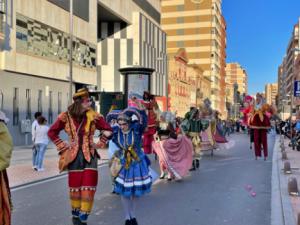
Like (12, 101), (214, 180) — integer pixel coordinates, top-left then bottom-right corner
(250, 126), (270, 129)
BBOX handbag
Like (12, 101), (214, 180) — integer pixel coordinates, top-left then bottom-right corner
(58, 147), (72, 173)
(109, 155), (122, 177)
(58, 113), (83, 173)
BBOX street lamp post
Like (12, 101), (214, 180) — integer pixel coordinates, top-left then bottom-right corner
(69, 0), (73, 104)
(157, 56), (169, 111)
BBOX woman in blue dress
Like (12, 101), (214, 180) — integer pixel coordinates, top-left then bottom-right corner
(107, 101), (152, 225)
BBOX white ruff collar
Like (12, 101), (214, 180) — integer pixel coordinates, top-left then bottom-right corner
(0, 111), (9, 123)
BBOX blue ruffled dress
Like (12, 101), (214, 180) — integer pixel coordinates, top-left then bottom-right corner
(112, 110), (152, 197)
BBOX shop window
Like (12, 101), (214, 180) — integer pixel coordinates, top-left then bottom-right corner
(48, 91), (53, 124)
(13, 88), (19, 126)
(26, 89), (31, 119)
(58, 92), (62, 114)
(38, 90), (43, 113)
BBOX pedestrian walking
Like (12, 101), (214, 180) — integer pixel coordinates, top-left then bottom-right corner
(225, 120), (231, 136)
(31, 111), (42, 170)
(0, 110), (13, 225)
(32, 116), (49, 171)
(107, 98), (152, 225)
(235, 120), (240, 132)
(48, 88), (112, 225)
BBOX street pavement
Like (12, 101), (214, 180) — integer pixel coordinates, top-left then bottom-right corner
(11, 133), (275, 225)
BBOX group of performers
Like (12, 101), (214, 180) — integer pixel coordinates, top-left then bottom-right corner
(45, 87), (273, 225)
(0, 79), (277, 225)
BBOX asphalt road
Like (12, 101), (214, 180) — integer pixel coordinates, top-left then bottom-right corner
(11, 133), (275, 225)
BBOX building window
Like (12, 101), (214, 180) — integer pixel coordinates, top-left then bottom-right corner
(13, 88), (19, 126)
(176, 5), (184, 11)
(176, 29), (184, 35)
(26, 89), (31, 120)
(16, 13), (96, 70)
(48, 91), (53, 124)
(58, 92), (62, 114)
(176, 41), (184, 48)
(38, 90), (43, 113)
(176, 17), (184, 23)
(0, 0), (5, 34)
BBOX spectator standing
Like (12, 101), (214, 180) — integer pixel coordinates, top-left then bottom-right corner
(31, 111), (42, 170)
(32, 116), (49, 171)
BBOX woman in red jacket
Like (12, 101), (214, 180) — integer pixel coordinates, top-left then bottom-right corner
(48, 88), (112, 225)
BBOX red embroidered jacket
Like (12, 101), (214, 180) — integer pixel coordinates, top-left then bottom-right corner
(250, 111), (271, 130)
(48, 110), (112, 163)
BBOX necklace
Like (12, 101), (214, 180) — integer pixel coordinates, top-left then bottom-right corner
(117, 129), (135, 150)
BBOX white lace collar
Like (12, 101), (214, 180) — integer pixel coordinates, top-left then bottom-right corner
(0, 111), (9, 123)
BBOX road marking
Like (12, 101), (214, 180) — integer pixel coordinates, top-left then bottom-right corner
(12, 163), (163, 192)
(11, 164), (108, 192)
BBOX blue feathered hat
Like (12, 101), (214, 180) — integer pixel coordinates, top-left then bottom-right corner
(106, 110), (122, 123)
(106, 107), (146, 126)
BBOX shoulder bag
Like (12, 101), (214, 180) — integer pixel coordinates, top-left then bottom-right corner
(58, 113), (83, 173)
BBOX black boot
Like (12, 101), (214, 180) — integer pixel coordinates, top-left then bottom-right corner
(195, 159), (200, 169)
(72, 217), (81, 225)
(125, 219), (132, 225)
(189, 160), (196, 171)
(131, 218), (138, 225)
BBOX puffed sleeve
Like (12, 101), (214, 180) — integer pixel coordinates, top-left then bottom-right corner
(94, 114), (113, 148)
(133, 109), (148, 134)
(0, 122), (13, 171)
(48, 112), (69, 153)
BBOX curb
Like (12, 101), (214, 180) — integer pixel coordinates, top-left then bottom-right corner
(271, 136), (296, 225)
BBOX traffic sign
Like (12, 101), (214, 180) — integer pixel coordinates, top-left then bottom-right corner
(294, 81), (300, 97)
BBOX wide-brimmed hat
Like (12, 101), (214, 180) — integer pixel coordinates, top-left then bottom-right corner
(73, 88), (89, 100)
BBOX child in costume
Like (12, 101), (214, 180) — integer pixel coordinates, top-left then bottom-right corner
(106, 98), (152, 225)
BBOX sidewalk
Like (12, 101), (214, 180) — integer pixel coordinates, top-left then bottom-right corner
(7, 144), (109, 188)
(272, 135), (300, 225)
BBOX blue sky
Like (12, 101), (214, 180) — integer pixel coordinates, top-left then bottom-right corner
(222, 0), (300, 95)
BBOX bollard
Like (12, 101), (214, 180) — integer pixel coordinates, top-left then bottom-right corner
(281, 145), (285, 152)
(288, 177), (299, 196)
(297, 213), (300, 225)
(282, 152), (288, 160)
(284, 161), (292, 174)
